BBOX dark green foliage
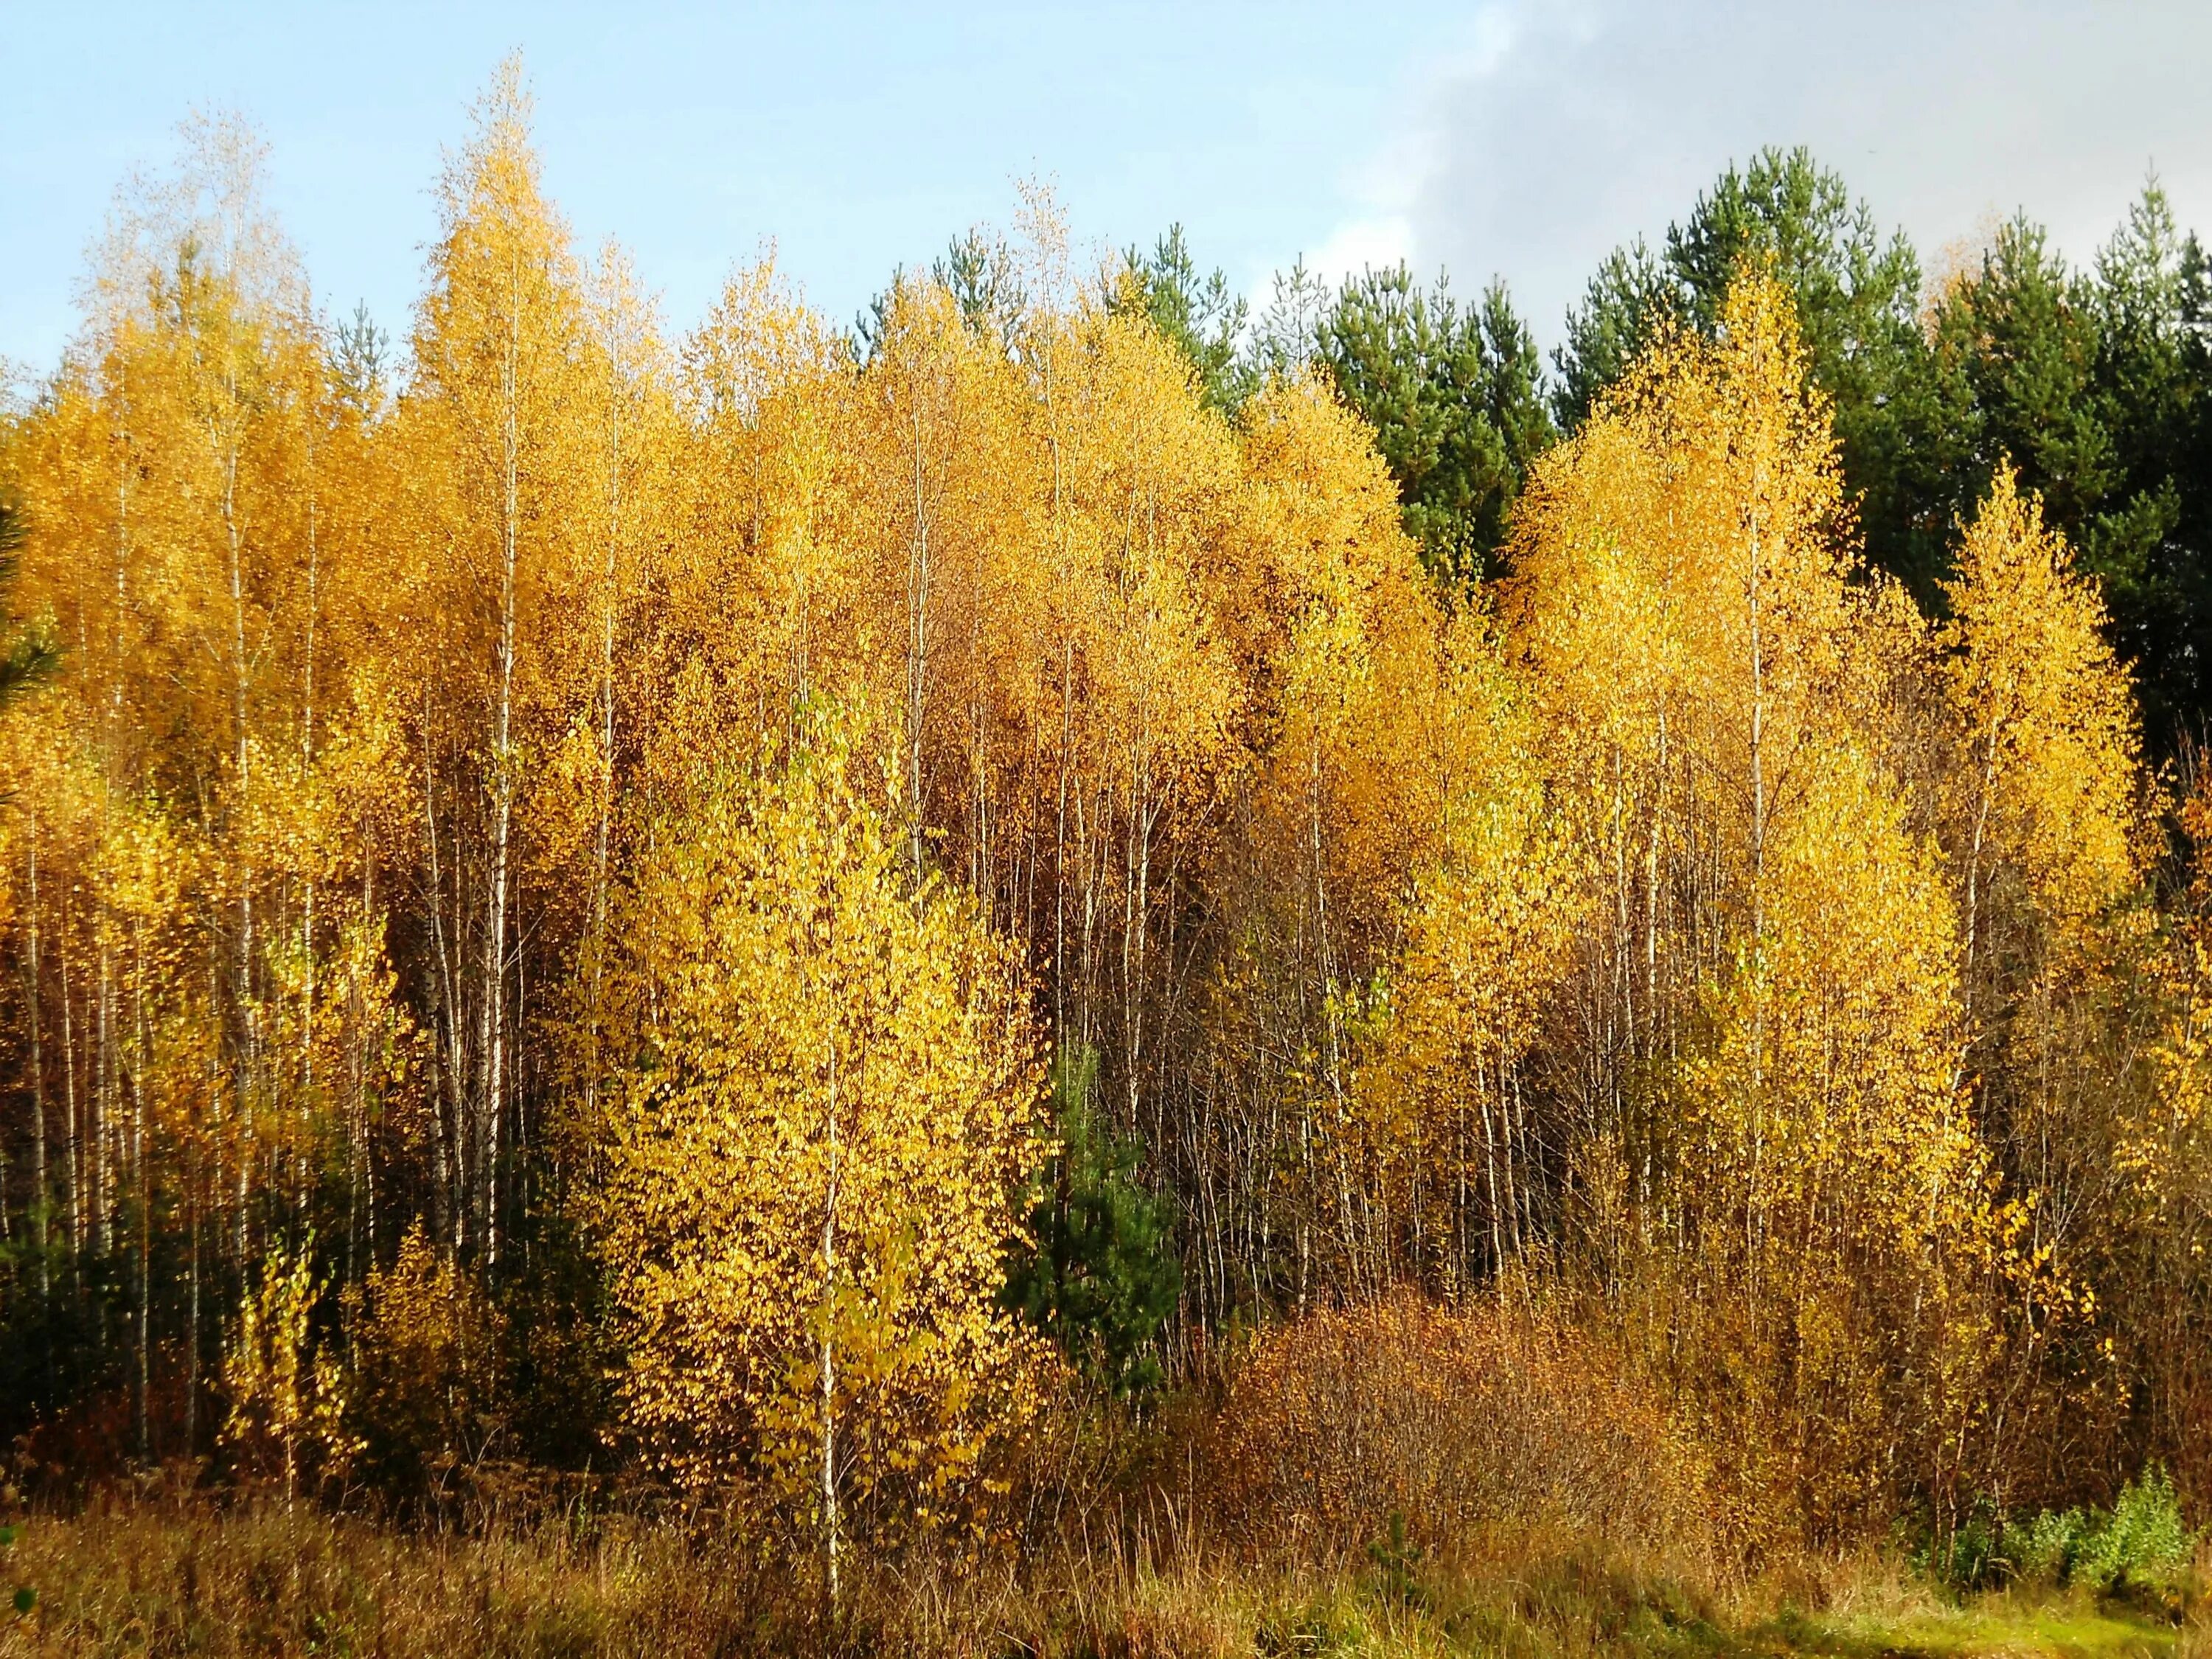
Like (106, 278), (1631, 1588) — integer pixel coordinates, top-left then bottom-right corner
(1315, 265), (1554, 585)
(1002, 1047), (1181, 1398)
(0, 1522), (26, 1623)
(1152, 238), (1562, 585)
(933, 228), (1026, 352)
(1922, 190), (2212, 738)
(1914, 1498), (2008, 1592)
(1114, 223), (1251, 411)
(496, 1208), (614, 1473)
(855, 230), (1029, 361)
(1367, 1509), (1426, 1608)
(1552, 240), (1676, 434)
(1924, 220), (2115, 547)
(1551, 153), (2212, 743)
(0, 492), (58, 705)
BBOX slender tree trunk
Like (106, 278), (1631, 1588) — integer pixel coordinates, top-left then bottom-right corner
(301, 457), (319, 1152)
(588, 319), (622, 1120)
(820, 1046), (841, 1630)
(479, 263), (521, 1271)
(356, 855), (378, 1270)
(186, 1167), (200, 1456)
(132, 932), (150, 1461)
(96, 942), (112, 1259)
(60, 917), (80, 1266)
(104, 380), (128, 1276)
(905, 396), (932, 874)
(222, 428), (262, 1270)
(1962, 716), (2001, 1020)
(1745, 467), (1767, 1283)
(422, 723), (459, 1253)
(28, 822), (49, 1299)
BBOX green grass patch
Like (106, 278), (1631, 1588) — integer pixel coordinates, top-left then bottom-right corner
(1228, 1565), (2190, 1659)
(1759, 1595), (2180, 1659)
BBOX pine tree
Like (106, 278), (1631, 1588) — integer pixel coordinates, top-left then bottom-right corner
(1315, 265), (1554, 584)
(1002, 1046), (1181, 1397)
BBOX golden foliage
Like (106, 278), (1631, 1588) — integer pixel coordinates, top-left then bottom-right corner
(1501, 268), (2065, 1538)
(344, 1222), (507, 1488)
(590, 699), (1050, 1545)
(0, 84), (2187, 1556)
(223, 1235), (359, 1500)
(1941, 463), (2146, 959)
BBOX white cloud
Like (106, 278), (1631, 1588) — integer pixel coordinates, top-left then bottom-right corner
(1309, 213), (1419, 288)
(1374, 0), (2212, 350)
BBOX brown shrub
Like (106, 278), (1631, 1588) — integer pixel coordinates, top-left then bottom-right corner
(344, 1222), (509, 1503)
(1206, 1295), (1712, 1562)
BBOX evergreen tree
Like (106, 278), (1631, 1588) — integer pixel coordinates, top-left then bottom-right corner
(1316, 265), (1554, 585)
(0, 493), (58, 705)
(1246, 254), (1328, 377)
(1003, 1047), (1181, 1398)
(1552, 239), (1675, 434)
(329, 300), (389, 417)
(1113, 223), (1251, 411)
(1924, 185), (2211, 739)
(932, 227), (1026, 351)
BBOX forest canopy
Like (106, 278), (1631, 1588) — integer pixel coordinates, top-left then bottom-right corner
(4, 66), (2212, 1601)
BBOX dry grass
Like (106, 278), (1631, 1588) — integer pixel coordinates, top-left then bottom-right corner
(0, 1492), (2198, 1658)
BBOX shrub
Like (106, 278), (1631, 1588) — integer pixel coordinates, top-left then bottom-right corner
(1931, 1466), (2195, 1599)
(1003, 1046), (1183, 1399)
(2071, 1466), (2194, 1599)
(1919, 1501), (2008, 1590)
(223, 1234), (359, 1501)
(2000, 1505), (2088, 1587)
(343, 1223), (507, 1500)
(1207, 1296), (1711, 1562)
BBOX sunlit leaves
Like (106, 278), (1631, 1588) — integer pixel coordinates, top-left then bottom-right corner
(590, 700), (1048, 1538)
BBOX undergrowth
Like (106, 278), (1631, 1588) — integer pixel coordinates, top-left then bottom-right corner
(0, 1496), (2201, 1658)
(1, 1301), (2202, 1656)
(1921, 1467), (2198, 1614)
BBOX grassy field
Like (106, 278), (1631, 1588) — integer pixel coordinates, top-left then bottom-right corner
(0, 1498), (2197, 1658)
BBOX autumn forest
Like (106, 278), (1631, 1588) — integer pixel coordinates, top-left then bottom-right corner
(3, 60), (2212, 1656)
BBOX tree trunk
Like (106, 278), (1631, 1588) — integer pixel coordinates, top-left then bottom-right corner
(479, 261), (522, 1271)
(27, 822), (49, 1300)
(820, 1046), (841, 1631)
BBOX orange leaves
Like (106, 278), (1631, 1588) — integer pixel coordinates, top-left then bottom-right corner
(224, 1233), (360, 1499)
(1493, 268), (2094, 1523)
(1509, 271), (1859, 826)
(1210, 1297), (1710, 1558)
(2130, 770), (2212, 1212)
(1330, 622), (1582, 1291)
(7, 87), (2189, 1541)
(674, 257), (860, 728)
(1238, 374), (1441, 911)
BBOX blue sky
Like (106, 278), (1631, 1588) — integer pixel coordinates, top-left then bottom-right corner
(6, 2), (2210, 381)
(2, 1), (1465, 372)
